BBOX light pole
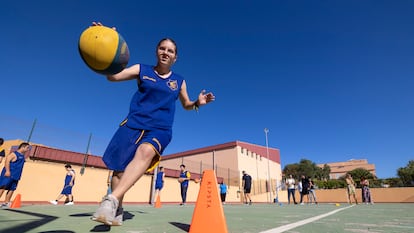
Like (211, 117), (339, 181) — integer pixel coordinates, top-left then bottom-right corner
(264, 128), (272, 203)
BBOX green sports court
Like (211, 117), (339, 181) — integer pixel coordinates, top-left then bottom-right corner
(1, 203), (413, 233)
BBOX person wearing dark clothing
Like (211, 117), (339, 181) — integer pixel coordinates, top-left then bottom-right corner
(179, 164), (190, 205)
(242, 171), (252, 205)
(299, 175), (310, 204)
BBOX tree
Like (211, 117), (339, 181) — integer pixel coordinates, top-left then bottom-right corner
(339, 168), (375, 188)
(397, 160), (414, 186)
(283, 159), (330, 180)
(315, 164), (331, 181)
(382, 177), (404, 187)
(283, 163), (300, 179)
(297, 159), (318, 178)
(283, 159), (317, 180)
(349, 168), (375, 179)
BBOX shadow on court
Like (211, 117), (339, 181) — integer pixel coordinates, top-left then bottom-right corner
(169, 222), (190, 232)
(1, 209), (58, 233)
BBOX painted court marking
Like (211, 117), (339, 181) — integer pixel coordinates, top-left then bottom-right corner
(260, 205), (355, 233)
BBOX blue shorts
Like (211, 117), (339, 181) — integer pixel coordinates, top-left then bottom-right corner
(0, 176), (19, 191)
(61, 185), (73, 195)
(155, 182), (164, 190)
(103, 124), (172, 172)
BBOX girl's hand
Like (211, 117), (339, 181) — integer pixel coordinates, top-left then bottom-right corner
(198, 90), (215, 105)
(91, 21), (116, 31)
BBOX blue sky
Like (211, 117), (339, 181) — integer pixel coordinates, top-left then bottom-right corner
(1, 1), (413, 179)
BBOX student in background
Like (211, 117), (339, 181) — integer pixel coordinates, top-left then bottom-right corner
(345, 173), (358, 205)
(308, 177), (318, 204)
(242, 171), (252, 205)
(219, 181), (228, 204)
(154, 166), (165, 200)
(178, 164), (190, 205)
(0, 142), (30, 208)
(360, 177), (373, 204)
(0, 138), (6, 164)
(285, 174), (297, 205)
(50, 164), (76, 205)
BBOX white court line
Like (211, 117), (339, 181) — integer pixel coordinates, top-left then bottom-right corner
(260, 205), (355, 233)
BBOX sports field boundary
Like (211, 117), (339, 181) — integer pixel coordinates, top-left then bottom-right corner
(260, 205), (355, 233)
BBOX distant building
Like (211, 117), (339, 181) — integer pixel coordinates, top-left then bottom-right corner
(161, 141), (282, 196)
(318, 159), (376, 179)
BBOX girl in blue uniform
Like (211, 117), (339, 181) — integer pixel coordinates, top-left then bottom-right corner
(154, 166), (165, 201)
(50, 164), (76, 205)
(91, 22), (215, 226)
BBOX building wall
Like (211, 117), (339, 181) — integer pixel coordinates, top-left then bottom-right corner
(312, 187), (414, 203)
(161, 145), (282, 201)
(7, 159), (414, 204)
(318, 159), (376, 179)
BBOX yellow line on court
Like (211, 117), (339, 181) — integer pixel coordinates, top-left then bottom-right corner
(260, 205), (355, 233)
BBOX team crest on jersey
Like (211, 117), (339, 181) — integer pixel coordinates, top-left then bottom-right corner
(167, 80), (178, 91)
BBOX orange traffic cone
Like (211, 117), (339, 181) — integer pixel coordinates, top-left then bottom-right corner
(189, 170), (228, 233)
(154, 195), (162, 208)
(10, 193), (21, 208)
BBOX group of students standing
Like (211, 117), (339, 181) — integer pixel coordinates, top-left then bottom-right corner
(285, 174), (318, 205)
(154, 164), (229, 205)
(286, 173), (373, 205)
(345, 173), (373, 205)
(153, 164), (191, 206)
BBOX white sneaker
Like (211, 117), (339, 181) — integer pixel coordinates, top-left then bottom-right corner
(65, 201), (74, 205)
(1, 202), (10, 209)
(111, 207), (123, 226)
(49, 200), (58, 205)
(91, 194), (119, 225)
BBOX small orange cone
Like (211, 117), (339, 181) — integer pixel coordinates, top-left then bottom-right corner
(189, 170), (228, 233)
(154, 195), (162, 208)
(10, 193), (21, 208)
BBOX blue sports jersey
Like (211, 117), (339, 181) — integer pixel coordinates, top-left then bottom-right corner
(155, 171), (164, 187)
(0, 151), (25, 180)
(126, 64), (184, 130)
(220, 183), (227, 194)
(180, 170), (190, 187)
(64, 170), (75, 186)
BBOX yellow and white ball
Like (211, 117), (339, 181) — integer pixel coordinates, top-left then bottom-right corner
(78, 26), (129, 75)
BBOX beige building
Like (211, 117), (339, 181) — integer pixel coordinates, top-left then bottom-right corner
(318, 159), (376, 179)
(160, 141), (282, 202)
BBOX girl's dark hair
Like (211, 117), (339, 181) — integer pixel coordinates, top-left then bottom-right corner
(157, 38), (178, 54)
